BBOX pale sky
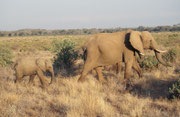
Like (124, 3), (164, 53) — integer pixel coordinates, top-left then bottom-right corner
(0, 0), (180, 31)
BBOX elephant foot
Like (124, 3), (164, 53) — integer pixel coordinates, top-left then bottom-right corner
(123, 80), (133, 91)
(138, 74), (143, 79)
(41, 84), (47, 89)
(99, 79), (107, 84)
(78, 77), (86, 82)
(28, 82), (35, 87)
(49, 78), (56, 85)
(40, 81), (48, 89)
(125, 83), (133, 91)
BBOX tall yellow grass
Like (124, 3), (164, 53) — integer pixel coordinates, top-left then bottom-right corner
(0, 32), (180, 117)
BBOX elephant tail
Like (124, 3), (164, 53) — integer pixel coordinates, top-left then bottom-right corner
(82, 47), (87, 61)
(12, 62), (18, 70)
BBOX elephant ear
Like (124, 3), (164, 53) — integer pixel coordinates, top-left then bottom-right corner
(129, 31), (145, 55)
(36, 58), (46, 72)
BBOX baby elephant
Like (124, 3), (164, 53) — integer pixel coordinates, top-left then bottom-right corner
(14, 57), (54, 88)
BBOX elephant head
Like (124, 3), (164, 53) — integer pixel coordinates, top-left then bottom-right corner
(129, 31), (172, 66)
(36, 58), (55, 84)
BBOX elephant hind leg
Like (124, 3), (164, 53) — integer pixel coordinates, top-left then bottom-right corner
(15, 71), (23, 84)
(78, 58), (96, 82)
(95, 67), (105, 83)
(28, 75), (36, 85)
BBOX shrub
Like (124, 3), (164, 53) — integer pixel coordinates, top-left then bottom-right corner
(168, 78), (180, 99)
(54, 39), (79, 69)
(162, 49), (177, 63)
(168, 33), (178, 38)
(0, 45), (14, 67)
(138, 55), (159, 70)
(51, 39), (63, 53)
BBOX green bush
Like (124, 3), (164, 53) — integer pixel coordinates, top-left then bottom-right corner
(162, 49), (177, 63)
(54, 39), (79, 69)
(168, 33), (178, 38)
(51, 39), (63, 53)
(0, 45), (14, 67)
(169, 78), (180, 99)
(138, 55), (159, 70)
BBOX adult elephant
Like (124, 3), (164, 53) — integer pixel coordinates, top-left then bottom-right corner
(14, 57), (55, 88)
(78, 30), (171, 87)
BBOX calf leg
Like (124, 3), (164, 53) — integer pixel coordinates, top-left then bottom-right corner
(37, 70), (47, 88)
(28, 75), (36, 85)
(15, 71), (23, 84)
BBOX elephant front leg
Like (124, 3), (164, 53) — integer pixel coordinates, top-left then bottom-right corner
(132, 58), (143, 78)
(95, 67), (106, 83)
(124, 62), (133, 90)
(37, 70), (47, 88)
(116, 62), (122, 74)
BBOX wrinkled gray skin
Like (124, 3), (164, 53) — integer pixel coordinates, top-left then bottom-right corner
(14, 57), (54, 88)
(79, 30), (171, 88)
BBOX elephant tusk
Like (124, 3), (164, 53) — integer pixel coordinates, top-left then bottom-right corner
(140, 53), (145, 56)
(155, 49), (167, 53)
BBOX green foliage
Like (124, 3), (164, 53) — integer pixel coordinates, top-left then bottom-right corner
(0, 45), (14, 67)
(0, 24), (180, 37)
(168, 33), (178, 38)
(51, 39), (63, 53)
(139, 48), (178, 71)
(162, 49), (177, 63)
(169, 78), (180, 99)
(54, 39), (79, 69)
(138, 55), (159, 70)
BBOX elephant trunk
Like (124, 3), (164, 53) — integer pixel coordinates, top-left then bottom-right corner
(154, 51), (172, 67)
(151, 39), (172, 66)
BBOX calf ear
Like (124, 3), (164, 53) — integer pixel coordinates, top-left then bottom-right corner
(129, 31), (145, 55)
(36, 58), (46, 72)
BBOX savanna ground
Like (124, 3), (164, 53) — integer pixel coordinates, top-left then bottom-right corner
(0, 32), (180, 117)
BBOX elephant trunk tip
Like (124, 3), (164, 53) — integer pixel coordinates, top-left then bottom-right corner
(166, 62), (173, 67)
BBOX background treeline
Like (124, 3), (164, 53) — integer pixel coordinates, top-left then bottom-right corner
(0, 23), (180, 37)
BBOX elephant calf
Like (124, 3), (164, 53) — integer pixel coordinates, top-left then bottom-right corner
(14, 57), (54, 88)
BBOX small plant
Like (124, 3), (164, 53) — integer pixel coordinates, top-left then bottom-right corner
(169, 78), (180, 99)
(54, 39), (79, 69)
(0, 45), (14, 67)
(138, 55), (159, 70)
(168, 33), (178, 38)
(162, 49), (177, 63)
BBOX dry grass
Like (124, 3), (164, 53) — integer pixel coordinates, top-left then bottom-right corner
(0, 67), (179, 117)
(0, 32), (180, 117)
